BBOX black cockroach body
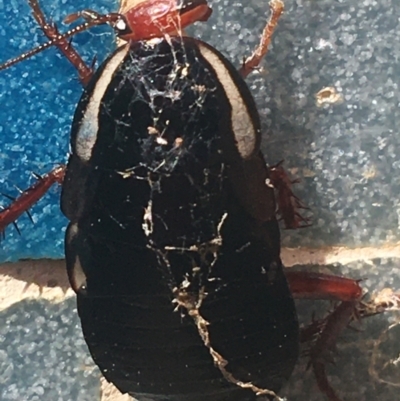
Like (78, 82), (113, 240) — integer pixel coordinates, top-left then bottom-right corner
(63, 36), (298, 400)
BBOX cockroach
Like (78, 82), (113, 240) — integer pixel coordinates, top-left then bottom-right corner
(0, 1), (391, 401)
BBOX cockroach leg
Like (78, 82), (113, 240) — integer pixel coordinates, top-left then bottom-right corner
(268, 160), (310, 229)
(239, 0), (284, 78)
(291, 273), (400, 401)
(287, 271), (363, 401)
(28, 0), (94, 85)
(286, 271), (363, 302)
(0, 165), (66, 235)
(308, 301), (357, 401)
(312, 356), (346, 401)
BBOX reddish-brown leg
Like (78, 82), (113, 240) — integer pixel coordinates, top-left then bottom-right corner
(269, 161), (310, 229)
(28, 0), (94, 85)
(239, 0), (284, 78)
(0, 165), (65, 235)
(286, 271), (362, 301)
(287, 274), (400, 400)
(309, 301), (356, 401)
(286, 271), (362, 401)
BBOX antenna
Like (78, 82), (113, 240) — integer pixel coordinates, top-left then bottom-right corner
(0, 12), (119, 72)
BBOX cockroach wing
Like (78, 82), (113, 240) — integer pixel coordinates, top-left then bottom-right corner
(61, 37), (299, 400)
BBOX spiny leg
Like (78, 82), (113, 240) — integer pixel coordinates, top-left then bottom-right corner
(0, 165), (65, 235)
(287, 271), (362, 401)
(28, 0), (94, 85)
(289, 271), (400, 401)
(239, 0), (284, 78)
(268, 161), (310, 229)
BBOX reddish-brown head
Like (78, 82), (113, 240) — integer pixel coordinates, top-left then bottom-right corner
(117, 0), (212, 41)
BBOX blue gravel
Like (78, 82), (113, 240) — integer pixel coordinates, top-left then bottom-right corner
(0, 0), (116, 261)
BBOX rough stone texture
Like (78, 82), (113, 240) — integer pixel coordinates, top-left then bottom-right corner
(0, 260), (97, 400)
